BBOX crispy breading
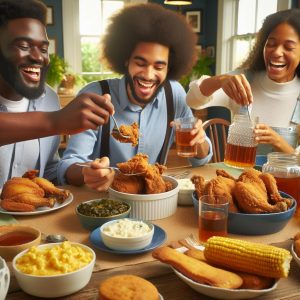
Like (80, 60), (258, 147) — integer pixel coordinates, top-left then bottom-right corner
(0, 199), (35, 212)
(111, 121), (139, 146)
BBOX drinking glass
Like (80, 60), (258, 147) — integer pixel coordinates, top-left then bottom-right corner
(174, 117), (198, 157)
(198, 195), (229, 242)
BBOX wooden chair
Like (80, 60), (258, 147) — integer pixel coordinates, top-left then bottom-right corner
(202, 118), (230, 163)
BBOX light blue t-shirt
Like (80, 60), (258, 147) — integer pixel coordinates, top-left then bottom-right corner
(58, 77), (212, 184)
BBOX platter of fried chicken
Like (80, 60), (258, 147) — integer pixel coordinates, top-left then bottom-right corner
(0, 170), (72, 215)
(191, 168), (296, 235)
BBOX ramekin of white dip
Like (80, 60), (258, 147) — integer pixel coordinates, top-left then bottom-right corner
(100, 218), (154, 251)
(177, 178), (195, 206)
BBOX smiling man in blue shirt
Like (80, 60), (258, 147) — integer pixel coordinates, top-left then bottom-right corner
(58, 3), (213, 191)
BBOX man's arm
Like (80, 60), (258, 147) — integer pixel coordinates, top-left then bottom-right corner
(0, 93), (114, 146)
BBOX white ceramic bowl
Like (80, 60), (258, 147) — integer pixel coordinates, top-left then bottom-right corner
(109, 176), (179, 220)
(177, 178), (195, 206)
(12, 242), (95, 298)
(100, 218), (154, 251)
(0, 257), (10, 300)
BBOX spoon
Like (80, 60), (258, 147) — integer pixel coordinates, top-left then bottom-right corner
(45, 234), (68, 243)
(111, 115), (131, 139)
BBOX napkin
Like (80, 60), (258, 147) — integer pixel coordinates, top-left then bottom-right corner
(0, 213), (18, 225)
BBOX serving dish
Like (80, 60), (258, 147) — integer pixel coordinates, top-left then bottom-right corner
(76, 198), (131, 231)
(109, 175), (179, 220)
(192, 191), (296, 235)
(90, 224), (166, 254)
(291, 243), (300, 267)
(173, 246), (278, 299)
(12, 242), (95, 298)
(0, 193), (73, 216)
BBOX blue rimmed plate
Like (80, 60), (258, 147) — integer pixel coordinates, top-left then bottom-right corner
(89, 224), (166, 254)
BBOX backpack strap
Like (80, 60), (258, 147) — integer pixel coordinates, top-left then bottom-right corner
(157, 80), (174, 164)
(99, 80), (110, 157)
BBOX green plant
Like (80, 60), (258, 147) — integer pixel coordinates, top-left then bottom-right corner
(46, 54), (86, 88)
(180, 55), (215, 90)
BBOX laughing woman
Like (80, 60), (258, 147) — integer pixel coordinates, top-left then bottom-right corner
(187, 9), (300, 155)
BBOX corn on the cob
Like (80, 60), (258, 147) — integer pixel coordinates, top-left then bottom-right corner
(204, 236), (292, 278)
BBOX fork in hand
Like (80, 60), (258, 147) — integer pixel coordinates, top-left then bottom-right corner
(111, 115), (131, 139)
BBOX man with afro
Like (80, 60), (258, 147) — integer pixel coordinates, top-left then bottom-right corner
(59, 3), (213, 191)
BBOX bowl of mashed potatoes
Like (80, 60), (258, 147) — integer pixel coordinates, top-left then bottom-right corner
(12, 241), (95, 298)
(100, 218), (154, 251)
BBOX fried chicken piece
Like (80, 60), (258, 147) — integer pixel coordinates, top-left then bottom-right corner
(117, 153), (149, 175)
(22, 169), (39, 180)
(144, 163), (169, 194)
(216, 169), (236, 181)
(259, 173), (292, 208)
(1, 178), (45, 199)
(32, 177), (70, 203)
(191, 174), (238, 212)
(0, 199), (35, 212)
(3, 193), (55, 208)
(234, 169), (288, 213)
(112, 173), (145, 194)
(111, 121), (139, 146)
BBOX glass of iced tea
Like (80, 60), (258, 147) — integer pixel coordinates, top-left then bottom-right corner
(198, 195), (229, 242)
(174, 117), (198, 157)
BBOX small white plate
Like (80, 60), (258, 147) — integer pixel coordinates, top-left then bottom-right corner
(173, 246), (278, 299)
(0, 193), (73, 216)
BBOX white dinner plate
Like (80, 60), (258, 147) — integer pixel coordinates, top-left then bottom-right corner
(0, 192), (73, 216)
(173, 246), (278, 299)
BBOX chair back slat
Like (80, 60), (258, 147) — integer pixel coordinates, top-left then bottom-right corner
(202, 118), (230, 163)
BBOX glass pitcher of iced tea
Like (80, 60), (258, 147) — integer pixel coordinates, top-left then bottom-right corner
(262, 152), (300, 214)
(224, 114), (257, 168)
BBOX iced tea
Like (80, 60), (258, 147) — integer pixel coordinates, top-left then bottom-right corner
(224, 143), (257, 168)
(199, 211), (227, 242)
(175, 129), (197, 157)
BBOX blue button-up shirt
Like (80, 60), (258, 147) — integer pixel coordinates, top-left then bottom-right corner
(58, 77), (212, 184)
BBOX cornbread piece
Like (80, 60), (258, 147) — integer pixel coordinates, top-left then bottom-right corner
(152, 246), (243, 289)
(111, 122), (139, 146)
(99, 274), (159, 300)
(204, 236), (292, 278)
(185, 248), (274, 290)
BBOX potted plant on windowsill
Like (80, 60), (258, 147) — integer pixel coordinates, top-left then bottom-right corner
(46, 54), (85, 95)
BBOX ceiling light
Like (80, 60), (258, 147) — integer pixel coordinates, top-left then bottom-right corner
(164, 0), (192, 5)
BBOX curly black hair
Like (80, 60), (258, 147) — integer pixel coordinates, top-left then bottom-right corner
(0, 0), (47, 27)
(102, 3), (198, 80)
(241, 8), (300, 78)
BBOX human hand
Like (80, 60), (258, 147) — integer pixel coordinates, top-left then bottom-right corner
(254, 124), (295, 153)
(82, 157), (115, 191)
(54, 93), (114, 134)
(219, 74), (253, 106)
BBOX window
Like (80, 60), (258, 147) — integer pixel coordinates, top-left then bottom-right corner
(62, 0), (125, 86)
(216, 0), (291, 74)
(79, 0), (124, 82)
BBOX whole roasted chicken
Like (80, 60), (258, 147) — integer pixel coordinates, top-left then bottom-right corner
(0, 170), (70, 212)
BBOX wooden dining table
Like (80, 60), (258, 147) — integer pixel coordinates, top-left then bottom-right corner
(5, 163), (300, 300)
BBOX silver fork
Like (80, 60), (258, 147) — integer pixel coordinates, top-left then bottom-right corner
(178, 233), (203, 250)
(111, 115), (131, 139)
(75, 163), (144, 176)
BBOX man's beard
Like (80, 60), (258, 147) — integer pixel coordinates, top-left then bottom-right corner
(125, 73), (165, 105)
(0, 51), (47, 100)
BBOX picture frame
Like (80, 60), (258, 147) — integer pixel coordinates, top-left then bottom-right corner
(46, 6), (54, 25)
(48, 38), (57, 54)
(186, 10), (202, 33)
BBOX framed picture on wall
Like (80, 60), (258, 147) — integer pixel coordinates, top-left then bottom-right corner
(46, 6), (54, 25)
(186, 10), (202, 33)
(48, 38), (56, 54)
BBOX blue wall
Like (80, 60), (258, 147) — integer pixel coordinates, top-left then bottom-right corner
(42, 0), (64, 57)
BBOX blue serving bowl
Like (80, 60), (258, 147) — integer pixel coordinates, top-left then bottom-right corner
(192, 191), (296, 235)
